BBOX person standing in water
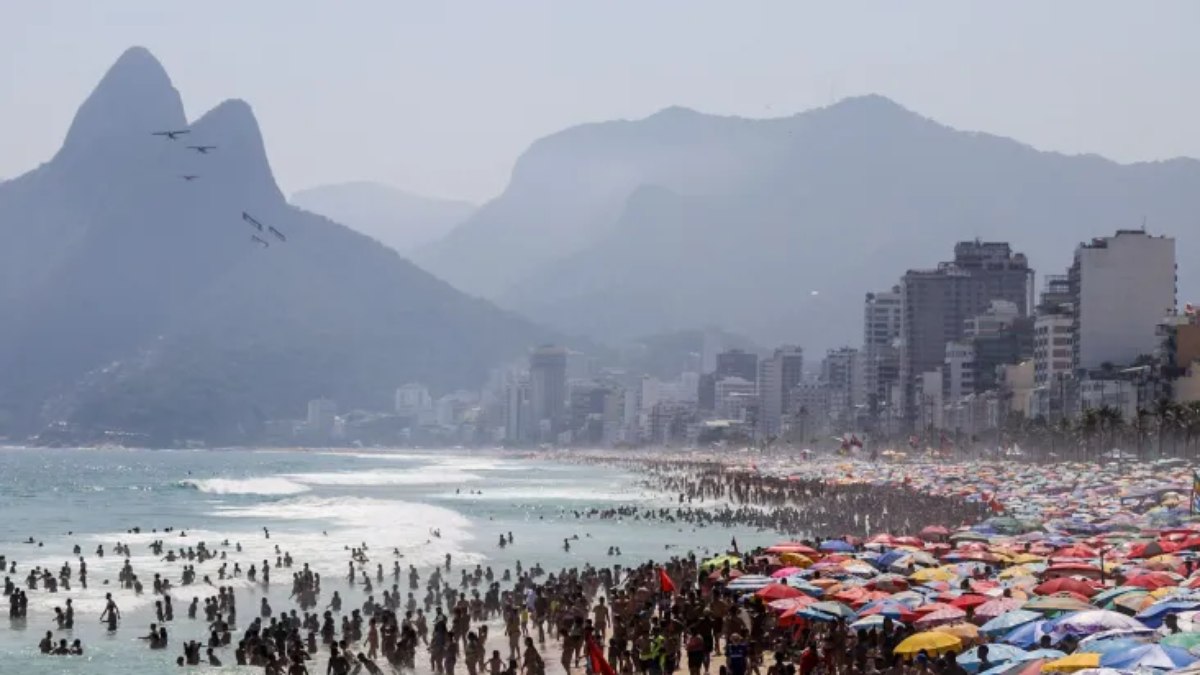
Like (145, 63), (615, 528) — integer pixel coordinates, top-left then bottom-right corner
(99, 593), (120, 631)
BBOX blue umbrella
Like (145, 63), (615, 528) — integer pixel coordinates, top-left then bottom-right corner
(1001, 619), (1057, 648)
(1101, 644), (1196, 670)
(819, 539), (854, 553)
(980, 610), (1042, 637)
(797, 608), (838, 622)
(1135, 599), (1200, 628)
(875, 549), (907, 570)
(1077, 637), (1148, 655)
(956, 645), (1029, 674)
(1016, 649), (1066, 661)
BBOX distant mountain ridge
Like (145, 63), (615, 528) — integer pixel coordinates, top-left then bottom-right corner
(414, 95), (1200, 350)
(291, 181), (474, 255)
(0, 47), (549, 443)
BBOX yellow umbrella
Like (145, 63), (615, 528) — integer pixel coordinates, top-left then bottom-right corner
(893, 631), (963, 658)
(1009, 553), (1046, 564)
(699, 554), (741, 571)
(910, 567), (956, 583)
(1043, 653), (1100, 672)
(999, 564), (1035, 579)
(934, 624), (979, 645)
(778, 552), (813, 568)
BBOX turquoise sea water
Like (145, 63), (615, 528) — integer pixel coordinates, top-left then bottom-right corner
(0, 448), (779, 673)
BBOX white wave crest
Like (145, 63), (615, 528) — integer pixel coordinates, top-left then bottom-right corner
(181, 477), (311, 495)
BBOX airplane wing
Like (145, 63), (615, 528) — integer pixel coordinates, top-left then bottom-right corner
(268, 226), (287, 242)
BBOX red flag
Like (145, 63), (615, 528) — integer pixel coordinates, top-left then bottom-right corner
(587, 634), (617, 675)
(658, 567), (677, 593)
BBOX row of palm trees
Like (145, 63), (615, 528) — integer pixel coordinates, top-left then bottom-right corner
(1003, 399), (1200, 462)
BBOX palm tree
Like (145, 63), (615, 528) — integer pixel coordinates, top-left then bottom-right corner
(1096, 405), (1124, 463)
(1133, 407), (1153, 461)
(1080, 408), (1100, 461)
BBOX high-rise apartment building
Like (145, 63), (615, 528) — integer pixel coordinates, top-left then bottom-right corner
(1070, 230), (1176, 370)
(899, 241), (1033, 424)
(758, 346), (804, 436)
(529, 345), (568, 439)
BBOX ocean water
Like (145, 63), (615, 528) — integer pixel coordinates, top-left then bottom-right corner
(0, 448), (779, 673)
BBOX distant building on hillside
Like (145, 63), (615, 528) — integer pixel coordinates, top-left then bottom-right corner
(529, 345), (568, 441)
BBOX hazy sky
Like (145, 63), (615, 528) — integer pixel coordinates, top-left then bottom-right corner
(2, 1), (1197, 203)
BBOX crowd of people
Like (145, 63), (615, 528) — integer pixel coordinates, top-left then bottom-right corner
(6, 453), (1161, 675)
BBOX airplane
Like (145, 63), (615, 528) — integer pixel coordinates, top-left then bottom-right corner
(180, 175), (199, 181)
(186, 145), (217, 154)
(267, 225), (287, 242)
(251, 235), (270, 248)
(151, 129), (190, 140)
(242, 212), (264, 232)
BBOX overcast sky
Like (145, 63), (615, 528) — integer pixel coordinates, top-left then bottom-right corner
(2, 1), (1197, 203)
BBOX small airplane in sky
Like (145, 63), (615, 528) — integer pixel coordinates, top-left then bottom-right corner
(186, 145), (217, 154)
(251, 234), (270, 248)
(180, 175), (199, 181)
(151, 129), (190, 140)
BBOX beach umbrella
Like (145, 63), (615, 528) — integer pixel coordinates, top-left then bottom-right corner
(951, 594), (992, 610)
(1042, 652), (1101, 672)
(770, 567), (804, 578)
(1108, 590), (1152, 613)
(936, 623), (981, 644)
(980, 610), (1042, 637)
(1076, 637), (1148, 655)
(819, 539), (855, 553)
(1100, 644), (1195, 670)
(1127, 572), (1184, 590)
(1035, 578), (1098, 597)
(866, 573), (910, 592)
(916, 607), (969, 628)
(1054, 609), (1147, 637)
(1000, 565), (1037, 580)
(1135, 599), (1200, 627)
(1161, 632), (1200, 650)
(700, 554), (742, 571)
(795, 607), (839, 622)
(922, 525), (950, 540)
(1076, 627), (1157, 649)
(1023, 595), (1093, 613)
(809, 601), (857, 620)
(974, 598), (1024, 623)
(766, 597), (814, 613)
(755, 584), (806, 601)
(1092, 586), (1146, 605)
(978, 660), (1047, 675)
(766, 543), (819, 556)
(911, 567), (957, 583)
(957, 644), (1029, 674)
(1020, 649), (1068, 660)
(850, 614), (901, 631)
(778, 553), (814, 567)
(1000, 619), (1057, 648)
(894, 631), (962, 658)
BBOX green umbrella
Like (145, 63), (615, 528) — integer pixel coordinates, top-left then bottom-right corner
(1162, 632), (1200, 650)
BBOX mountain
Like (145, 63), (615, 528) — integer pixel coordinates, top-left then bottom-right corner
(0, 47), (548, 444)
(415, 96), (1200, 350)
(291, 181), (474, 255)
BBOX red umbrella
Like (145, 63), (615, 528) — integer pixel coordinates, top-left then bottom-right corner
(949, 594), (990, 610)
(1125, 572), (1182, 590)
(766, 543), (819, 556)
(1034, 578), (1098, 597)
(1128, 540), (1181, 558)
(1052, 544), (1098, 559)
(972, 598), (1022, 622)
(756, 584), (806, 601)
(767, 596), (816, 613)
(893, 536), (924, 547)
(921, 525), (950, 540)
(1043, 562), (1103, 579)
